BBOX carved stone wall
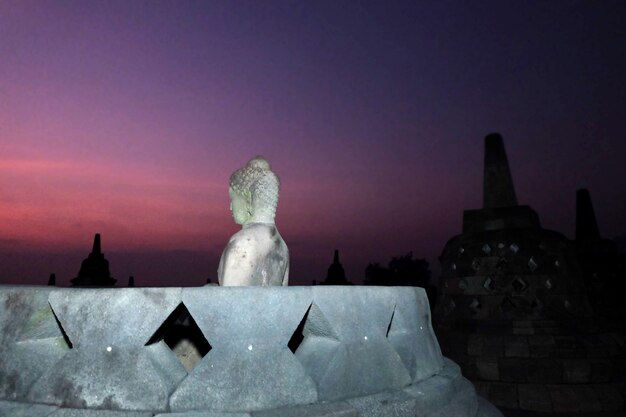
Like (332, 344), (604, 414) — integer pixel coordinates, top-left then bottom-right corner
(0, 285), (501, 417)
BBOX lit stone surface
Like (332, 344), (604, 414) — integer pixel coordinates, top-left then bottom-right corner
(26, 288), (186, 411)
(0, 285), (501, 417)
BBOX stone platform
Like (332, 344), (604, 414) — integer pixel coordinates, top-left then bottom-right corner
(0, 285), (501, 417)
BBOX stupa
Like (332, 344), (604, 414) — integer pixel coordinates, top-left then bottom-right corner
(434, 134), (625, 413)
(70, 233), (116, 287)
(320, 249), (352, 285)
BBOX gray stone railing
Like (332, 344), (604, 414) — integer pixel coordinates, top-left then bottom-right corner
(0, 285), (502, 417)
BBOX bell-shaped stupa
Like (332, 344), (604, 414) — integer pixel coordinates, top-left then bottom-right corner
(434, 134), (625, 414)
(71, 233), (116, 287)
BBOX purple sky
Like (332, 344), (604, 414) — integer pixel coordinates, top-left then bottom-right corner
(1, 1), (625, 286)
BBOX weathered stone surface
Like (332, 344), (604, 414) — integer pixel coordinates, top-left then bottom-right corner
(155, 413), (252, 417)
(49, 409), (153, 417)
(0, 287), (69, 400)
(0, 400), (58, 417)
(476, 396), (504, 417)
(170, 287), (317, 412)
(385, 287), (443, 382)
(0, 285), (501, 416)
(404, 374), (455, 414)
(347, 390), (416, 417)
(295, 286), (411, 402)
(252, 401), (356, 417)
(27, 288), (186, 411)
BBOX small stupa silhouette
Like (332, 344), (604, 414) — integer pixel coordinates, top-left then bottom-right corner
(71, 234), (116, 287)
(321, 250), (351, 285)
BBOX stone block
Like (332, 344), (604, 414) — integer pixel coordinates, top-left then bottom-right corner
(467, 334), (483, 356)
(517, 384), (552, 412)
(476, 360), (499, 381)
(404, 375), (455, 414)
(571, 385), (601, 412)
(473, 381), (490, 399)
(526, 358), (562, 383)
(512, 327), (534, 335)
(476, 396), (504, 417)
(497, 358), (527, 383)
(252, 401), (356, 417)
(548, 385), (580, 413)
(347, 390), (416, 417)
(427, 402), (472, 417)
(170, 287), (317, 412)
(293, 286), (411, 402)
(527, 335), (556, 358)
(386, 288), (443, 383)
(481, 336), (503, 357)
(562, 359), (591, 383)
(590, 359), (613, 382)
(503, 336), (529, 357)
(49, 409), (153, 417)
(594, 383), (624, 411)
(488, 382), (518, 409)
(155, 412), (251, 417)
(0, 287), (70, 400)
(27, 288), (186, 412)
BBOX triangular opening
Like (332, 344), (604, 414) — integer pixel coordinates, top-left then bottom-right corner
(288, 303), (311, 353)
(145, 302), (211, 372)
(50, 303), (73, 349)
(386, 306), (395, 338)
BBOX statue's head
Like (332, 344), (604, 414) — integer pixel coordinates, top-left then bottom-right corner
(229, 156), (280, 225)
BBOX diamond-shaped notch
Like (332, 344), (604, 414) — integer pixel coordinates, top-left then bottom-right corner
(528, 257), (538, 272)
(468, 298), (482, 315)
(288, 303), (311, 353)
(471, 258), (481, 272)
(511, 277), (528, 293)
(483, 277), (496, 292)
(145, 303), (211, 372)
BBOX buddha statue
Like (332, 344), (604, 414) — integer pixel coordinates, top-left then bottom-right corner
(218, 157), (289, 286)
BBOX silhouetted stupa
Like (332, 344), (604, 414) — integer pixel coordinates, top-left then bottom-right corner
(320, 250), (351, 285)
(434, 134), (625, 413)
(71, 234), (116, 287)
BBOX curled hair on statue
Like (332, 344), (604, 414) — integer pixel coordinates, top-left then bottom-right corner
(229, 156), (280, 220)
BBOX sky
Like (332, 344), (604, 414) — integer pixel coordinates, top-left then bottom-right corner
(1, 1), (625, 287)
